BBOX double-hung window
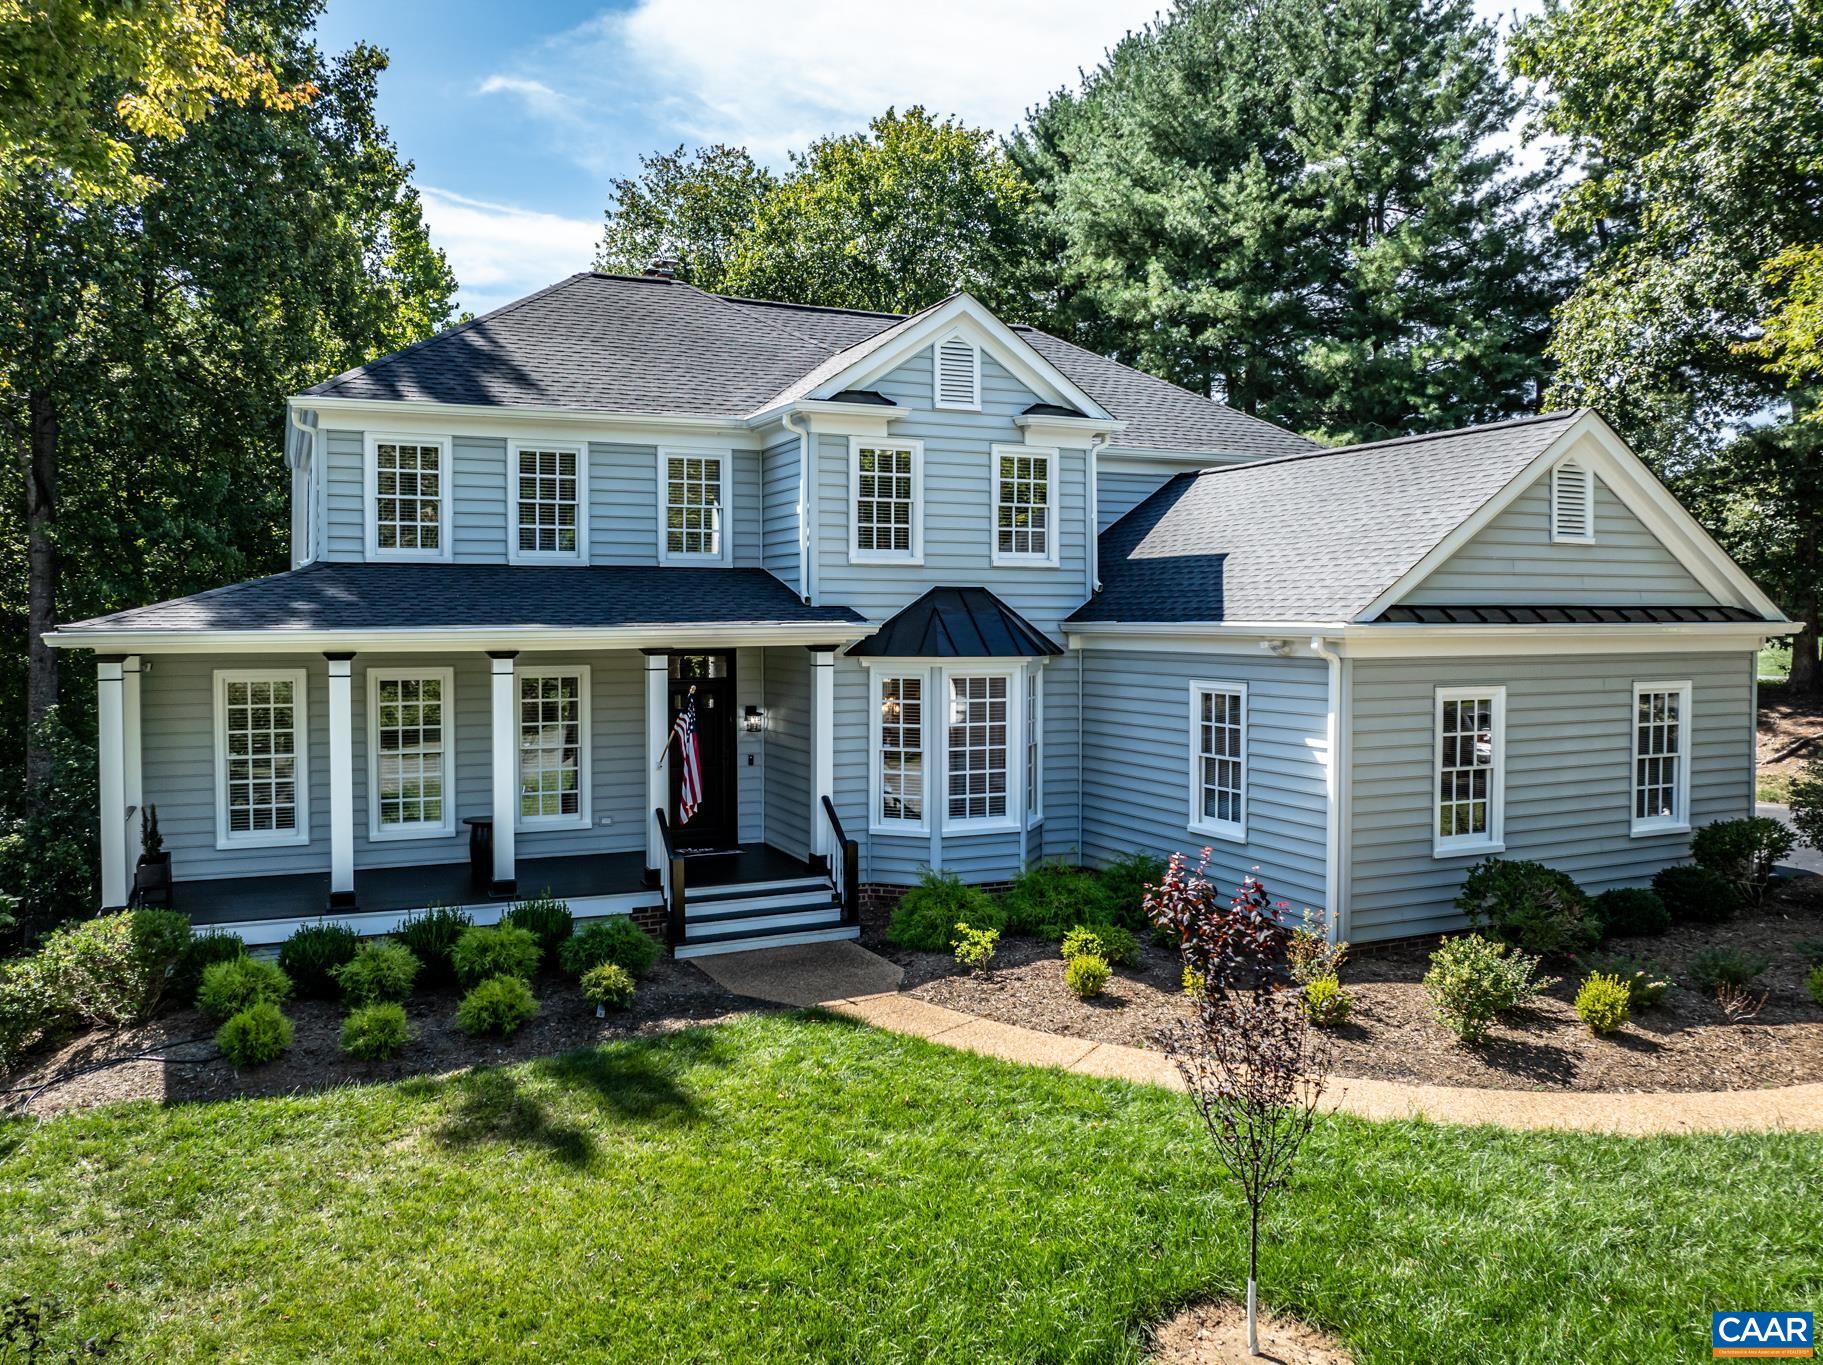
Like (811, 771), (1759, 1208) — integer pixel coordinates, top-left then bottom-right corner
(1188, 681), (1246, 841)
(518, 669), (590, 828)
(850, 438), (923, 563)
(1632, 682), (1691, 835)
(367, 435), (450, 559)
(214, 670), (308, 848)
(991, 444), (1059, 566)
(945, 672), (1014, 830)
(1025, 667), (1043, 824)
(659, 450), (728, 562)
(872, 671), (927, 831)
(368, 668), (455, 840)
(1434, 686), (1504, 855)
(512, 443), (583, 561)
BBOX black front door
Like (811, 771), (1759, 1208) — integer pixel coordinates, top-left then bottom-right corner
(667, 652), (738, 851)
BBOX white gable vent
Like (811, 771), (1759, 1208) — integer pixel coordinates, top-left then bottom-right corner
(933, 333), (980, 410)
(1551, 459), (1595, 543)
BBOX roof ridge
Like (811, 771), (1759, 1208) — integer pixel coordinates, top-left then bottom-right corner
(708, 291), (907, 321)
(1177, 408), (1586, 482)
(683, 280), (850, 353)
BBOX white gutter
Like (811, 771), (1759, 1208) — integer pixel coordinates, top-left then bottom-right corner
(45, 622), (877, 654)
(782, 409), (814, 604)
(298, 393), (751, 433)
(1308, 634), (1347, 943)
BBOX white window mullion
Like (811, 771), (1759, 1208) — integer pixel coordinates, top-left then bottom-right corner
(1188, 681), (1246, 842)
(1631, 681), (1691, 836)
(1433, 686), (1505, 857)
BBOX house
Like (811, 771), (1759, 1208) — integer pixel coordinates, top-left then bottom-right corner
(47, 267), (1797, 954)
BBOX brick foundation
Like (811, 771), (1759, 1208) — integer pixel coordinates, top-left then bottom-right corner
(629, 902), (669, 939)
(859, 881), (1013, 915)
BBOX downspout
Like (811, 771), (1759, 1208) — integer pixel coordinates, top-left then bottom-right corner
(287, 404), (318, 567)
(1087, 433), (1107, 595)
(782, 410), (813, 604)
(1309, 635), (1346, 943)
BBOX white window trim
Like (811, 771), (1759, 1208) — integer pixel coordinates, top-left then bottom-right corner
(656, 447), (733, 565)
(1187, 680), (1247, 843)
(868, 666), (931, 836)
(366, 666), (457, 842)
(1432, 685), (1506, 858)
(932, 329), (981, 411)
(847, 436), (925, 566)
(506, 439), (589, 566)
(941, 665), (1022, 836)
(989, 443), (1062, 569)
(1630, 680), (1693, 837)
(1026, 664), (1044, 827)
(213, 668), (310, 850)
(363, 432), (453, 562)
(515, 665), (592, 832)
(1550, 459), (1596, 544)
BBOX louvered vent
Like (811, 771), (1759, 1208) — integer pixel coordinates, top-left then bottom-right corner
(1551, 460), (1594, 542)
(934, 334), (979, 409)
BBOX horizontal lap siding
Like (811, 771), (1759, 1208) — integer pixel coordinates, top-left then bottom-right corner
(589, 442), (659, 564)
(732, 449), (762, 567)
(762, 435), (801, 594)
(1347, 651), (1755, 941)
(324, 430), (364, 560)
(736, 647), (764, 843)
(452, 436), (507, 561)
(763, 646), (811, 861)
(1079, 649), (1330, 912)
(1040, 653), (1082, 863)
(1403, 471), (1716, 606)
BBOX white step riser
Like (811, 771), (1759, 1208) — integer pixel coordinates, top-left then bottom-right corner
(687, 876), (830, 902)
(683, 907), (842, 939)
(687, 889), (840, 918)
(675, 925), (862, 959)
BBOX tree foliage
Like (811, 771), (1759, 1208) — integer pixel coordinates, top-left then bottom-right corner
(595, 143), (777, 290)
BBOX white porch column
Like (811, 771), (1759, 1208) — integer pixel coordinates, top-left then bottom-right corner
(325, 654), (356, 909)
(809, 648), (836, 865)
(490, 652), (518, 895)
(122, 656), (143, 821)
(644, 652), (669, 877)
(96, 659), (128, 908)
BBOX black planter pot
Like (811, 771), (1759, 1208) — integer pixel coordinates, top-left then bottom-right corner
(132, 852), (173, 908)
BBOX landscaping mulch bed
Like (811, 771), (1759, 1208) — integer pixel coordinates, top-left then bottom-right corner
(867, 888), (1823, 1094)
(1, 955), (759, 1119)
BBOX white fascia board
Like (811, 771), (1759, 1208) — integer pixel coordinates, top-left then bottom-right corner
(295, 395), (761, 447)
(1013, 414), (1125, 444)
(46, 623), (877, 654)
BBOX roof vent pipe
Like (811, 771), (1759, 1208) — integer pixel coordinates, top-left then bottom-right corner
(643, 256), (680, 280)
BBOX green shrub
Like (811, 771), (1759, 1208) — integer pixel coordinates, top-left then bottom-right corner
(171, 931), (247, 1000)
(557, 917), (660, 979)
(456, 974), (538, 1037)
(951, 922), (999, 974)
(195, 956), (291, 1023)
(1001, 862), (1109, 939)
(1095, 851), (1165, 931)
(581, 962), (636, 1012)
(451, 924), (541, 988)
(215, 1000), (293, 1067)
(502, 894), (574, 965)
(37, 908), (191, 1026)
(1688, 946), (1768, 991)
(1422, 934), (1558, 1043)
(1788, 756), (1823, 849)
(1064, 953), (1110, 999)
(394, 905), (473, 988)
(1286, 910), (1348, 985)
(1059, 924), (1139, 968)
(1455, 858), (1596, 957)
(340, 1002), (409, 1060)
(1807, 964), (1823, 1009)
(1301, 973), (1352, 1027)
(277, 922), (359, 1000)
(1574, 973), (1632, 1034)
(1690, 817), (1794, 906)
(885, 870), (1002, 951)
(0, 956), (57, 1072)
(1651, 863), (1741, 924)
(1578, 954), (1669, 1010)
(333, 940), (420, 1005)
(1591, 887), (1671, 939)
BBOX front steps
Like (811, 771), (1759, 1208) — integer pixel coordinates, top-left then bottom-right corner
(672, 874), (860, 959)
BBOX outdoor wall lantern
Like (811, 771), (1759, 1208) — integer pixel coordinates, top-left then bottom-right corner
(744, 705), (766, 733)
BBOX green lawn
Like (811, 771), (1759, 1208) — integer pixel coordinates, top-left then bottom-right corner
(2, 1014), (1816, 1362)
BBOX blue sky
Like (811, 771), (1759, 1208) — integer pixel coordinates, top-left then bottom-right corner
(313, 0), (1542, 316)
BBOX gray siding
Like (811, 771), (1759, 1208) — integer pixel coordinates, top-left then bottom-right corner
(762, 434), (802, 595)
(762, 646), (811, 860)
(588, 442), (660, 565)
(452, 436), (508, 561)
(324, 429), (364, 561)
(732, 448), (762, 568)
(1039, 653), (1082, 864)
(1347, 650), (1755, 941)
(1078, 648), (1331, 913)
(1404, 472), (1716, 606)
(1099, 469), (1174, 533)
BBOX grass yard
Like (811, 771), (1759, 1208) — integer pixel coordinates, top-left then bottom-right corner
(2, 1013), (1817, 1363)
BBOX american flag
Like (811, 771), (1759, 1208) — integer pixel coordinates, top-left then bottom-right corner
(673, 690), (703, 824)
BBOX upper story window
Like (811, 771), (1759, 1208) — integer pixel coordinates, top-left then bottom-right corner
(1632, 681), (1691, 836)
(933, 331), (981, 410)
(659, 450), (729, 564)
(1188, 681), (1246, 841)
(512, 443), (584, 562)
(366, 435), (451, 560)
(519, 668), (590, 829)
(1551, 458), (1595, 543)
(1434, 686), (1504, 856)
(214, 669), (308, 849)
(849, 438), (924, 565)
(368, 668), (455, 840)
(991, 444), (1059, 566)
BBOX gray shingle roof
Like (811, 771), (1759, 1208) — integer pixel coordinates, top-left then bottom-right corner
(57, 562), (865, 635)
(305, 273), (1315, 457)
(1069, 412), (1589, 625)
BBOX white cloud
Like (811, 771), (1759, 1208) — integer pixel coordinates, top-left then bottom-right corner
(418, 187), (599, 315)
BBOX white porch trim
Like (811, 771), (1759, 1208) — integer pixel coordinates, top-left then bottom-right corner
(644, 652), (668, 872)
(810, 649), (835, 862)
(489, 653), (517, 893)
(326, 655), (356, 907)
(96, 659), (128, 909)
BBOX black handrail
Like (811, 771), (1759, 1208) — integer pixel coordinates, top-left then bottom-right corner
(821, 795), (860, 928)
(654, 807), (686, 948)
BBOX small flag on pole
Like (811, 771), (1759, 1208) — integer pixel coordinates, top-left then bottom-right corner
(674, 689), (703, 824)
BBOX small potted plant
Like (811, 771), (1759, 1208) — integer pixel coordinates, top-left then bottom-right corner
(131, 804), (173, 906)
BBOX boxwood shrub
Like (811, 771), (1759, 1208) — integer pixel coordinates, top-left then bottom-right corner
(456, 974), (538, 1037)
(452, 924), (541, 988)
(395, 905), (473, 988)
(278, 922), (359, 1000)
(215, 1000), (293, 1067)
(171, 931), (248, 1000)
(196, 955), (292, 1024)
(333, 940), (420, 1005)
(1454, 857), (1596, 957)
(37, 908), (192, 1026)
(557, 917), (660, 979)
(886, 870), (1003, 951)
(340, 1001), (410, 1060)
(580, 962), (636, 1012)
(1591, 887), (1671, 939)
(502, 894), (574, 965)
(1651, 863), (1741, 924)
(1063, 953), (1110, 999)
(1690, 817), (1793, 906)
